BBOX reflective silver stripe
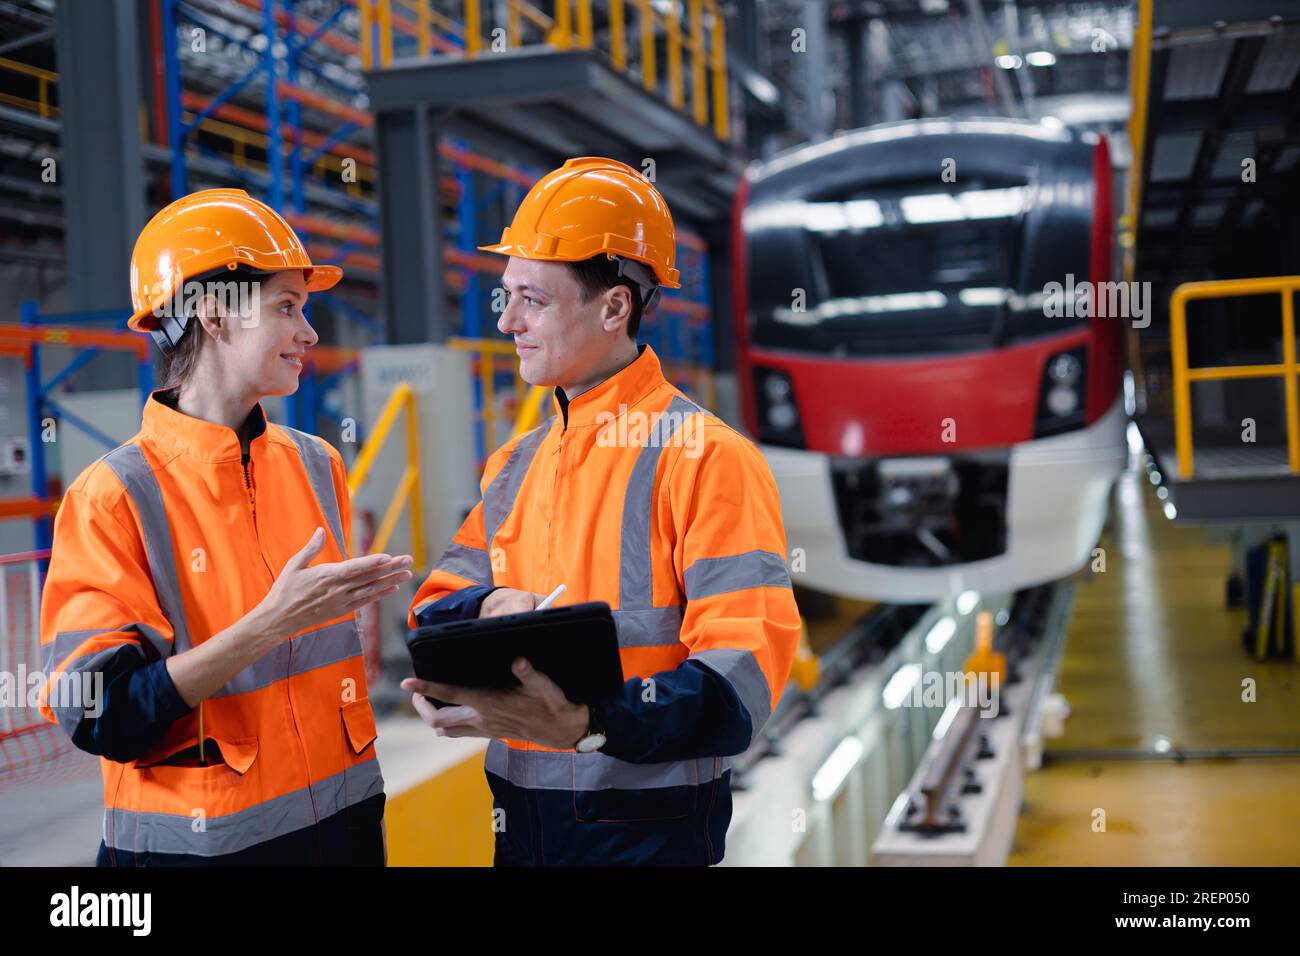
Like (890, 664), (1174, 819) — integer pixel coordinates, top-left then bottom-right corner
(611, 605), (683, 648)
(618, 395), (701, 611)
(485, 739), (728, 791)
(690, 647), (773, 743)
(47, 645), (133, 738)
(102, 756), (384, 858)
(280, 426), (347, 558)
(483, 418), (552, 547)
(214, 618), (362, 699)
(433, 541), (492, 586)
(684, 549), (792, 601)
(44, 623), (171, 674)
(103, 444), (193, 653)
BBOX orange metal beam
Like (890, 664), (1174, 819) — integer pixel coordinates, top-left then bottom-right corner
(277, 81), (374, 128)
(0, 324), (151, 359)
(304, 344), (360, 374)
(182, 91), (378, 167)
(445, 248), (506, 274)
(0, 497), (60, 520)
(289, 213), (381, 247)
(439, 142), (534, 188)
(656, 298), (710, 321)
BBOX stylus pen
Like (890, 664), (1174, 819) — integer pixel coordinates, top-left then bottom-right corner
(536, 583), (567, 610)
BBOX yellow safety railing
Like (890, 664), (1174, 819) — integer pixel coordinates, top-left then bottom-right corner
(513, 383), (552, 436)
(447, 337), (529, 452)
(348, 381), (427, 568)
(1121, 0), (1154, 404)
(367, 0), (730, 141)
(0, 55), (57, 117)
(1122, 0), (1153, 286)
(0, 58), (373, 197)
(1170, 276), (1300, 478)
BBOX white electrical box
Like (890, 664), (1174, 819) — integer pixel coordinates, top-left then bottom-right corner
(355, 344), (479, 565)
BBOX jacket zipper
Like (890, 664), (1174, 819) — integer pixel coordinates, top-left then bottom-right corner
(547, 429), (564, 580)
(242, 453), (256, 516)
(241, 453), (274, 580)
(242, 449), (321, 833)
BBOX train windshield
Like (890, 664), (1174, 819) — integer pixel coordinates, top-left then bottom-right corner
(746, 174), (1087, 355)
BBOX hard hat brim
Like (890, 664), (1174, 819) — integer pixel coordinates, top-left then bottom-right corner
(477, 242), (682, 289)
(127, 263), (345, 332)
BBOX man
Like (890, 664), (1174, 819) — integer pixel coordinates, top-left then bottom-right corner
(401, 157), (800, 866)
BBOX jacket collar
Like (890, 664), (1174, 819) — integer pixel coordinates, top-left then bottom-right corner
(551, 344), (668, 429)
(141, 388), (269, 463)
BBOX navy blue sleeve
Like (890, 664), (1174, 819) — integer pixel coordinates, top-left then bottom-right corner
(414, 585), (499, 627)
(70, 647), (192, 763)
(591, 660), (753, 763)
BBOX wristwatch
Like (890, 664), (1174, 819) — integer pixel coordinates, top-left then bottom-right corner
(574, 704), (607, 753)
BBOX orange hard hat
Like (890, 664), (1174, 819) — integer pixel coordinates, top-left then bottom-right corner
(127, 188), (342, 333)
(479, 157), (681, 289)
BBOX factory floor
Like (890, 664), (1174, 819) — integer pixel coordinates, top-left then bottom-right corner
(1008, 461), (1300, 865)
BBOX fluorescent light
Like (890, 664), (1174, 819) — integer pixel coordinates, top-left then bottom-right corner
(901, 192), (963, 223)
(813, 736), (864, 801)
(959, 287), (1007, 307)
(883, 663), (922, 709)
(959, 186), (1027, 219)
(743, 198), (883, 234)
(1026, 50), (1056, 67)
(995, 54), (1022, 69)
(956, 590), (980, 615)
(926, 616), (957, 654)
(900, 187), (1026, 224)
(867, 291), (946, 312)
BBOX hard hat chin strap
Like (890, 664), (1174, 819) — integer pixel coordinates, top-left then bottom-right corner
(614, 257), (662, 313)
(148, 265), (269, 357)
(150, 312), (189, 357)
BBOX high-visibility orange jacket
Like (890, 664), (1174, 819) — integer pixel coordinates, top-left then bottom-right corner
(409, 345), (800, 865)
(39, 391), (383, 865)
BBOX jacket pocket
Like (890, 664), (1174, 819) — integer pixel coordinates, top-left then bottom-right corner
(571, 754), (698, 824)
(341, 698), (378, 754)
(133, 735), (260, 805)
(136, 735), (259, 775)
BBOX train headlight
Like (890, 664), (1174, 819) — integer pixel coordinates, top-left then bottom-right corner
(1035, 348), (1087, 437)
(755, 367), (805, 448)
(763, 374), (792, 403)
(1046, 384), (1079, 417)
(767, 402), (799, 431)
(1047, 353), (1082, 387)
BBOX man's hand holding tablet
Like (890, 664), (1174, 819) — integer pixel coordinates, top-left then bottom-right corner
(401, 657), (589, 749)
(401, 588), (613, 750)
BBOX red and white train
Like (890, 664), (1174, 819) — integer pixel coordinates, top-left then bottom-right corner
(732, 118), (1127, 602)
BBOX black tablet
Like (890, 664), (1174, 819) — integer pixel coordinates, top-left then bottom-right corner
(406, 601), (625, 707)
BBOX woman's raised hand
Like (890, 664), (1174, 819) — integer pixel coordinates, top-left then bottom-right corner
(257, 527), (414, 640)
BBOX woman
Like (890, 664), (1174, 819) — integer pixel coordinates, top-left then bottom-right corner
(38, 188), (412, 866)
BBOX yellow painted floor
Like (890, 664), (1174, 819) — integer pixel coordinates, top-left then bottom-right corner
(1009, 460), (1300, 865)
